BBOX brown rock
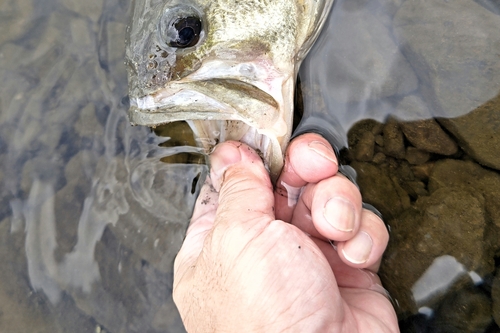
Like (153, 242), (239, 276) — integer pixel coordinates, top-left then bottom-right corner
(353, 131), (375, 162)
(399, 119), (458, 155)
(405, 146), (430, 165)
(411, 162), (435, 181)
(429, 159), (500, 228)
(414, 187), (488, 271)
(372, 152), (386, 164)
(371, 122), (384, 135)
(374, 134), (384, 147)
(433, 286), (492, 333)
(380, 187), (493, 316)
(347, 119), (381, 146)
(401, 180), (428, 199)
(382, 118), (406, 159)
(350, 161), (409, 219)
(394, 160), (415, 181)
(484, 223), (500, 266)
(439, 93), (500, 171)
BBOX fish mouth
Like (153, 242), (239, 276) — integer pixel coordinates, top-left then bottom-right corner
(184, 119), (278, 176)
(129, 78), (292, 181)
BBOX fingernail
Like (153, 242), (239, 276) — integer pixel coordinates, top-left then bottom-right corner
(209, 142), (242, 190)
(279, 181), (302, 207)
(308, 141), (337, 164)
(323, 197), (355, 232)
(342, 231), (373, 264)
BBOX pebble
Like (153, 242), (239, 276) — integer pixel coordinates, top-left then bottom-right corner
(405, 146), (430, 165)
(353, 131), (375, 162)
(382, 118), (405, 159)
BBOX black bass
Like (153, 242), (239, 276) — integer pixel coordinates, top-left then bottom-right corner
(125, 0), (334, 180)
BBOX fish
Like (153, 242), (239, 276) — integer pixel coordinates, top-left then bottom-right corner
(125, 0), (334, 181)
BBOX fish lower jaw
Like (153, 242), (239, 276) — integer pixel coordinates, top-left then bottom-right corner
(186, 119), (284, 181)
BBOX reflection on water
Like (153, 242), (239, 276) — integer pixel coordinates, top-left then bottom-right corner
(0, 0), (499, 332)
(297, 0), (500, 331)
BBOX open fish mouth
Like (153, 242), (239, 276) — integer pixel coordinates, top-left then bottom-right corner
(125, 0), (335, 183)
(128, 77), (291, 181)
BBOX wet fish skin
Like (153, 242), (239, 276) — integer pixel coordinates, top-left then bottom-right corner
(126, 0), (334, 180)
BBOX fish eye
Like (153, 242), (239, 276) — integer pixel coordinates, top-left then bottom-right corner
(159, 6), (204, 50)
(166, 16), (202, 48)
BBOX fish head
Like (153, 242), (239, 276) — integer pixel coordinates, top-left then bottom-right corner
(126, 0), (333, 181)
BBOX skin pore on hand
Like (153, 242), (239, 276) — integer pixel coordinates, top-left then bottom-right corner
(173, 133), (399, 333)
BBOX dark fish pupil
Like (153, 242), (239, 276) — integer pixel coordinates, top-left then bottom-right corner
(169, 17), (201, 48)
(178, 27), (195, 45)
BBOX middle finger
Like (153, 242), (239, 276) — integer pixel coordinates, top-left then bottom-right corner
(291, 173), (363, 242)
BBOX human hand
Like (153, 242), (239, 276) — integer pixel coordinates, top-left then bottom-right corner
(173, 133), (399, 332)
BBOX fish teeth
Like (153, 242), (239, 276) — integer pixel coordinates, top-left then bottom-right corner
(187, 119), (272, 170)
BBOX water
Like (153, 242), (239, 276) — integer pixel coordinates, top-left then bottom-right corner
(296, 0), (500, 331)
(0, 0), (202, 331)
(0, 0), (499, 332)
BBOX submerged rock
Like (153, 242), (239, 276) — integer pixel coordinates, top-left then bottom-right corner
(0, 0), (35, 45)
(62, 0), (104, 22)
(439, 93), (500, 171)
(429, 159), (500, 229)
(399, 119), (458, 156)
(410, 162), (434, 182)
(432, 286), (492, 333)
(348, 117), (500, 326)
(353, 131), (375, 162)
(380, 187), (492, 316)
(405, 147), (430, 165)
(382, 118), (406, 159)
(350, 161), (409, 219)
(415, 188), (489, 273)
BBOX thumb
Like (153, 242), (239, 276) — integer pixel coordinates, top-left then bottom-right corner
(210, 141), (275, 229)
(174, 141), (275, 279)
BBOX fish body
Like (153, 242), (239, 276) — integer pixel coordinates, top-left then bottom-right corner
(126, 0), (334, 179)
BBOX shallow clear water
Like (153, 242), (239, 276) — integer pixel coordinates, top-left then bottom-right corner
(0, 0), (499, 331)
(0, 0), (201, 331)
(299, 0), (500, 331)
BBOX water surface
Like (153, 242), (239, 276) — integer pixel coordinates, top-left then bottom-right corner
(0, 0), (499, 331)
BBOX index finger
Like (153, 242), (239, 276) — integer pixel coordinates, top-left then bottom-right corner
(275, 133), (339, 222)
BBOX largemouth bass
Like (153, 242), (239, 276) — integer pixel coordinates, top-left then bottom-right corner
(125, 0), (334, 180)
